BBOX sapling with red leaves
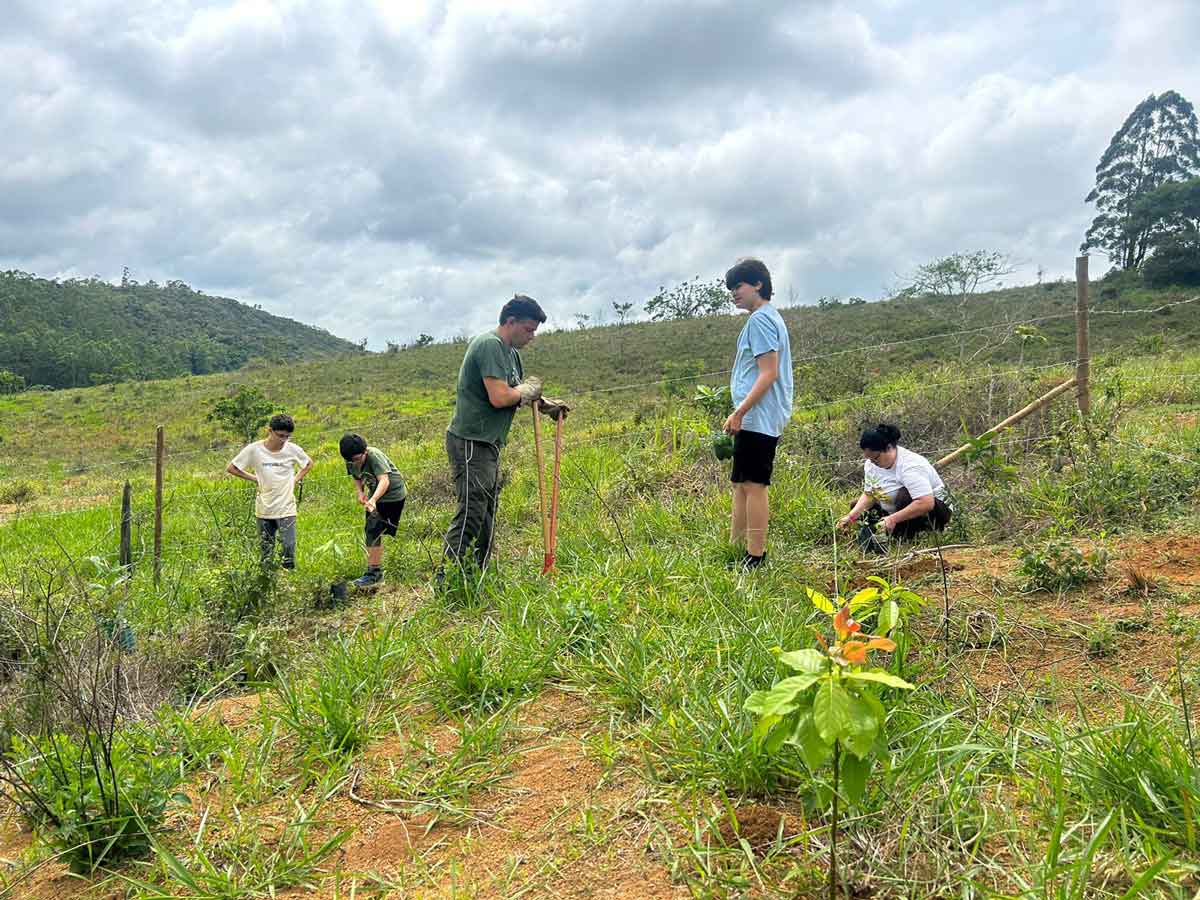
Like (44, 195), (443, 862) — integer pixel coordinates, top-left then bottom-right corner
(745, 603), (915, 900)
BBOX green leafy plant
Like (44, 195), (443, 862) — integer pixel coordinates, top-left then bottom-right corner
(1017, 539), (1108, 592)
(9, 729), (185, 873)
(1085, 617), (1118, 658)
(745, 604), (915, 899)
(806, 578), (926, 675)
(692, 384), (732, 422)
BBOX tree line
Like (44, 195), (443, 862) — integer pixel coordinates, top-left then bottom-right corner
(0, 271), (357, 392)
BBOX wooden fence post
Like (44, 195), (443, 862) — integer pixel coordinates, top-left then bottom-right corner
(153, 426), (164, 586)
(1076, 256), (1091, 415)
(120, 481), (132, 570)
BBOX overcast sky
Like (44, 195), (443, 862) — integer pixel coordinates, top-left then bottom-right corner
(3, 1), (1197, 345)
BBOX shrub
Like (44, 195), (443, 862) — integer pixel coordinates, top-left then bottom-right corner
(1017, 539), (1108, 592)
(7, 729), (184, 873)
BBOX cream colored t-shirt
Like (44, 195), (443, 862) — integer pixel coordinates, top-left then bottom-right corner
(230, 441), (311, 519)
(863, 446), (949, 514)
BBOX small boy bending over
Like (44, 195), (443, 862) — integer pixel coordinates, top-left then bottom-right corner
(339, 433), (407, 588)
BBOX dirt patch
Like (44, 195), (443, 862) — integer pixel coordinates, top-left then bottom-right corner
(335, 689), (687, 899)
(715, 803), (793, 850)
(1119, 535), (1200, 587)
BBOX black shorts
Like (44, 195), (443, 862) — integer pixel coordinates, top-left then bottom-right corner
(365, 499), (405, 547)
(731, 430), (780, 486)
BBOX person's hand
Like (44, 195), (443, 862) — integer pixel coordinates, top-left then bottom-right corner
(882, 514), (898, 534)
(538, 397), (570, 420)
(836, 513), (856, 531)
(516, 377), (543, 406)
(722, 410), (744, 434)
(356, 493), (367, 506)
(365, 498), (377, 515)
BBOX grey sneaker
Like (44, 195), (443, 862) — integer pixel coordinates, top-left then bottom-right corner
(352, 570), (383, 589)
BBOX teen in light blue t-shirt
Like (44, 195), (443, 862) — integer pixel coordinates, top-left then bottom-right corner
(722, 258), (793, 570)
(730, 305), (794, 437)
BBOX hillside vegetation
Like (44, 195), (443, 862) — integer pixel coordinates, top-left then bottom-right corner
(0, 275), (1196, 488)
(1, 278), (1200, 897)
(0, 270), (358, 389)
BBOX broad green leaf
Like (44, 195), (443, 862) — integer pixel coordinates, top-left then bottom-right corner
(806, 587), (835, 614)
(865, 575), (890, 589)
(848, 587), (880, 612)
(744, 690), (771, 714)
(860, 688), (886, 726)
(838, 748), (872, 804)
(876, 599), (900, 636)
(750, 710), (781, 743)
(841, 693), (879, 759)
(845, 670), (915, 690)
(776, 648), (826, 674)
(763, 715), (794, 754)
(744, 674), (820, 716)
(812, 680), (853, 744)
(787, 711), (832, 770)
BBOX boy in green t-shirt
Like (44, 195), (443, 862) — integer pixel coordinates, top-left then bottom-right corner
(339, 433), (407, 588)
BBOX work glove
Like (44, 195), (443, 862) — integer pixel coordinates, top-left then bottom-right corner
(538, 397), (570, 420)
(516, 377), (543, 406)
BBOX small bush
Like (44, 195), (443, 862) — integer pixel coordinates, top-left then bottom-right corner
(1017, 539), (1108, 592)
(9, 728), (185, 873)
(0, 480), (36, 505)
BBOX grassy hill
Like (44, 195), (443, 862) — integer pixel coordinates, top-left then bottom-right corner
(0, 270), (358, 389)
(1, 277), (1200, 896)
(0, 276), (1196, 487)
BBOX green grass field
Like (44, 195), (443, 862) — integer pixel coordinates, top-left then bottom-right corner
(1, 282), (1200, 898)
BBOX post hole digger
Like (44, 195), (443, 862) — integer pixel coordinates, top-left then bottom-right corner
(532, 396), (570, 574)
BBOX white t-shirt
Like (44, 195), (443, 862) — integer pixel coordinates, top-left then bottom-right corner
(230, 441), (311, 519)
(863, 446), (949, 514)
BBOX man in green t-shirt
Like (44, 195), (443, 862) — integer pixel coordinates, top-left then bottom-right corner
(443, 294), (561, 571)
(339, 433), (407, 588)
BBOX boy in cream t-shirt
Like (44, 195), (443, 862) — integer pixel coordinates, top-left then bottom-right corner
(226, 413), (313, 569)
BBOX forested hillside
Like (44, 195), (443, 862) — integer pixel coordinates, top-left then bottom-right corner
(0, 270), (358, 389)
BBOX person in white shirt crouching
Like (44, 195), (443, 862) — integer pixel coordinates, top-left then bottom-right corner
(836, 423), (953, 553)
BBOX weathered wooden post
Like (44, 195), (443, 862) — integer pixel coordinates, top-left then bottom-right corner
(153, 426), (164, 586)
(120, 481), (132, 570)
(1076, 255), (1091, 415)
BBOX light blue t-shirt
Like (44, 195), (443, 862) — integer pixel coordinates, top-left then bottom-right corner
(730, 304), (793, 437)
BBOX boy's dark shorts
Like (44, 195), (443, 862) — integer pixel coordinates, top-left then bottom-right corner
(731, 430), (780, 486)
(365, 499), (405, 547)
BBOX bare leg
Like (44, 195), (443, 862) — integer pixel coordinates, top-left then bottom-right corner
(730, 484), (748, 547)
(742, 482), (770, 557)
(367, 545), (384, 568)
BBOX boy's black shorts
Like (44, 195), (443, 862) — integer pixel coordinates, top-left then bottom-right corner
(731, 430), (780, 486)
(365, 499), (405, 547)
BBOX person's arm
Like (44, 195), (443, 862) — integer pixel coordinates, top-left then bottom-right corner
(353, 478), (367, 505)
(226, 462), (258, 484)
(295, 460), (313, 483)
(724, 351), (778, 434)
(837, 492), (875, 530)
(483, 376), (524, 409)
(364, 474), (389, 514)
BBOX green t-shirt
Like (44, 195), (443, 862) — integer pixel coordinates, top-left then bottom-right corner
(345, 447), (406, 503)
(447, 331), (524, 446)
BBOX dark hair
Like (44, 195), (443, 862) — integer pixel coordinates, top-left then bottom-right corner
(499, 294), (547, 325)
(724, 258), (773, 301)
(339, 433), (367, 460)
(268, 413), (294, 433)
(860, 423), (901, 451)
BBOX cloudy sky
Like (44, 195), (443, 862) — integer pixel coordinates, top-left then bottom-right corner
(3, 0), (1197, 345)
